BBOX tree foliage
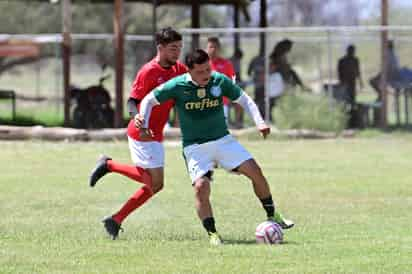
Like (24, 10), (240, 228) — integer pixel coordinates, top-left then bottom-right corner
(0, 1), (227, 75)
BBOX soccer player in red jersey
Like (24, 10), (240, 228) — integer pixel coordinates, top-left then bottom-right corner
(89, 27), (187, 240)
(206, 37), (236, 123)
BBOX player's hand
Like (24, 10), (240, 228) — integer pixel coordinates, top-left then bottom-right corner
(258, 124), (270, 139)
(139, 128), (154, 141)
(134, 114), (144, 129)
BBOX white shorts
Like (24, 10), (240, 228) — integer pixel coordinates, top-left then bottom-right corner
(127, 136), (164, 169)
(183, 134), (252, 182)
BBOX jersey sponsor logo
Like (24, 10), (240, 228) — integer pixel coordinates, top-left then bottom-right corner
(210, 86), (222, 97)
(185, 98), (219, 110)
(197, 88), (206, 98)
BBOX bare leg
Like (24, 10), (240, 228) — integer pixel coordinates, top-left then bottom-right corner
(236, 158), (271, 199)
(193, 175), (222, 244)
(237, 158), (294, 229)
(193, 176), (213, 220)
(146, 167), (164, 194)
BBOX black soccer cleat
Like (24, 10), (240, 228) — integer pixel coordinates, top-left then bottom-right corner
(89, 155), (112, 187)
(102, 216), (123, 240)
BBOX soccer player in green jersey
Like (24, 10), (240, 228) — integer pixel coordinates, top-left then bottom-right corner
(137, 49), (294, 245)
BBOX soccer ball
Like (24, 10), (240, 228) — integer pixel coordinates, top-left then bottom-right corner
(255, 221), (283, 244)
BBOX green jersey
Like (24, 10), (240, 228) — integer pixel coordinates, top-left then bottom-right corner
(153, 71), (242, 147)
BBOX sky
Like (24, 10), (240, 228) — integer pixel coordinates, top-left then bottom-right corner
(359, 0), (412, 18)
(395, 0), (412, 6)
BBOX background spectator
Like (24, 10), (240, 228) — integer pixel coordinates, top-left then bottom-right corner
(369, 40), (400, 101)
(337, 44), (363, 127)
(230, 48), (245, 128)
(266, 63), (285, 122)
(269, 39), (311, 91)
(247, 54), (266, 119)
(206, 37), (236, 125)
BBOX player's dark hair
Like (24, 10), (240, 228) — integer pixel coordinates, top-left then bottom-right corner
(207, 36), (221, 48)
(155, 27), (182, 46)
(185, 49), (210, 69)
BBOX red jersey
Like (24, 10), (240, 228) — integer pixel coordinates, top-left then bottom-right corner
(209, 57), (235, 105)
(127, 58), (187, 142)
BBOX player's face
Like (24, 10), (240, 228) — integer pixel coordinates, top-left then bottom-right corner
(159, 41), (182, 66)
(206, 42), (219, 58)
(190, 62), (211, 87)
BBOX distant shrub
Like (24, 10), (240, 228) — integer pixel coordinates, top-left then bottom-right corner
(273, 92), (348, 133)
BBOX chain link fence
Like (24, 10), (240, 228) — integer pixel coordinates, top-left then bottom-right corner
(1, 26), (412, 128)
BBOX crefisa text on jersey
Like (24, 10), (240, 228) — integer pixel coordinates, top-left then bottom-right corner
(185, 98), (220, 110)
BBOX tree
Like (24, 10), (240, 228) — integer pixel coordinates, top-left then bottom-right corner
(248, 0), (362, 27)
(0, 1), (227, 76)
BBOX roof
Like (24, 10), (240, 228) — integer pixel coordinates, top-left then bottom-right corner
(32, 0), (253, 6)
(31, 0), (254, 21)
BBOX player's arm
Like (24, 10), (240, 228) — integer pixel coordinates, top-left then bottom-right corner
(233, 92), (270, 139)
(137, 92), (160, 129)
(133, 92), (159, 140)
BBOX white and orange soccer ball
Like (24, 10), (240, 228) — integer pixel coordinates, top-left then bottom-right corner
(255, 221), (283, 244)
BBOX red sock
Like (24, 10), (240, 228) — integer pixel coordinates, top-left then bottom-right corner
(107, 160), (145, 184)
(112, 172), (153, 224)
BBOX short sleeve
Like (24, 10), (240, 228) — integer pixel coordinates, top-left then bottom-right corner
(130, 69), (153, 100)
(153, 80), (178, 103)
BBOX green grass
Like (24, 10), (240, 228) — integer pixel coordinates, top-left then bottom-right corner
(0, 110), (63, 127)
(274, 93), (347, 133)
(1, 136), (412, 274)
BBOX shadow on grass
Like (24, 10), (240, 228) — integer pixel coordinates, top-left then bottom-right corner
(223, 239), (257, 245)
(0, 114), (63, 127)
(356, 124), (412, 138)
(383, 125), (412, 132)
(279, 240), (300, 246)
(222, 239), (299, 246)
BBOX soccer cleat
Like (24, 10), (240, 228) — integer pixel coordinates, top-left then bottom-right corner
(89, 155), (111, 187)
(271, 211), (295, 230)
(209, 232), (223, 246)
(102, 216), (123, 240)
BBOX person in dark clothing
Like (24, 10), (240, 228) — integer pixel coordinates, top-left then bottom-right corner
(338, 45), (363, 105)
(337, 45), (363, 128)
(230, 48), (245, 128)
(230, 48), (244, 83)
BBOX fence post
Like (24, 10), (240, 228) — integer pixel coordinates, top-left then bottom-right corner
(326, 29), (334, 107)
(264, 29), (270, 123)
(379, 0), (389, 127)
(62, 0), (72, 127)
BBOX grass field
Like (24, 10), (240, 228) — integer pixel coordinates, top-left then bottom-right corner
(1, 135), (412, 274)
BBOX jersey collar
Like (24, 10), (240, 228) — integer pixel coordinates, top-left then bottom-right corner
(185, 72), (200, 86)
